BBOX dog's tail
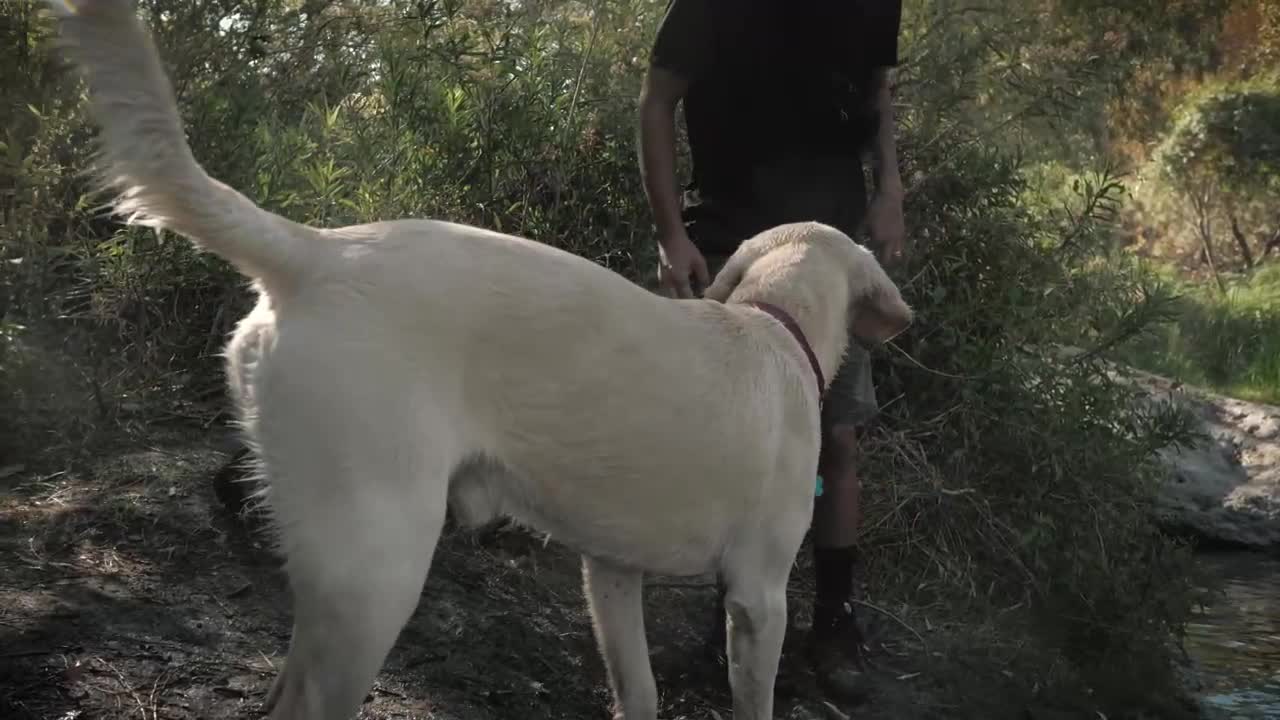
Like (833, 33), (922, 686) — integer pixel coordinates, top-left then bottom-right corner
(46, 0), (315, 288)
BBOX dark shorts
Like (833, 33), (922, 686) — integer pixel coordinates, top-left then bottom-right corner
(674, 152), (880, 432)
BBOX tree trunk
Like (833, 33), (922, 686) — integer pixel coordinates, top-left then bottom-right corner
(1264, 225), (1280, 259)
(1192, 190), (1228, 295)
(1230, 213), (1255, 268)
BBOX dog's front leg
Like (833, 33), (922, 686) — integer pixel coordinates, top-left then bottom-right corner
(583, 556), (658, 720)
(724, 570), (788, 720)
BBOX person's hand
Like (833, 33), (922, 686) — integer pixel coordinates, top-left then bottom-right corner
(657, 227), (710, 299)
(867, 189), (906, 267)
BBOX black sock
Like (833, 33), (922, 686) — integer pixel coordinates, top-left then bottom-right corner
(813, 545), (859, 622)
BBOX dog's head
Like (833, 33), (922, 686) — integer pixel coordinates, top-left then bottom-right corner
(704, 222), (912, 348)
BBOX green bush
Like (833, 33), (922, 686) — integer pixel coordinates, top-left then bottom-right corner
(861, 138), (1200, 714)
(1129, 77), (1280, 277)
(1155, 78), (1280, 195)
(4, 0), (658, 414)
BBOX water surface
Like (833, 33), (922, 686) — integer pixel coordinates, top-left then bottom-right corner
(1185, 552), (1280, 719)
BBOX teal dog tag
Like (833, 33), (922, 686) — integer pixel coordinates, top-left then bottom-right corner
(815, 475), (824, 497)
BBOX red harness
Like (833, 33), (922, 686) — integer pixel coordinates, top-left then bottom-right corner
(746, 302), (826, 405)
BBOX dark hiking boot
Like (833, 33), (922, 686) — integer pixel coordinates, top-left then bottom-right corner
(807, 599), (872, 703)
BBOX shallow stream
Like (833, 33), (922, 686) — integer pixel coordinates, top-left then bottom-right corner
(1186, 552), (1280, 719)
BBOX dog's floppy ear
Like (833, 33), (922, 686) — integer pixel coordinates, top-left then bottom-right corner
(703, 240), (766, 302)
(851, 288), (913, 345)
(848, 249), (913, 346)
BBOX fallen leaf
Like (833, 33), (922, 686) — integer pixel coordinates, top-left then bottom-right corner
(820, 701), (851, 720)
(226, 582), (253, 599)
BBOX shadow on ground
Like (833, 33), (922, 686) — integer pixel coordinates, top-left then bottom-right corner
(0, 430), (984, 720)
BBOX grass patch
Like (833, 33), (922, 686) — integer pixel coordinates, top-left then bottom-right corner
(1114, 263), (1280, 403)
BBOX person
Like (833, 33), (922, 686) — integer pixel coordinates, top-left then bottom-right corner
(637, 0), (906, 699)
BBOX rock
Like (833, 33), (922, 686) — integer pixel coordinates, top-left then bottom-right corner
(1140, 379), (1280, 550)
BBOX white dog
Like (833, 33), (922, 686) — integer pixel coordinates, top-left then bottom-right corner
(47, 2), (912, 719)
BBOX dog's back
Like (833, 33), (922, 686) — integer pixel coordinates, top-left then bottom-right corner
(222, 213), (820, 576)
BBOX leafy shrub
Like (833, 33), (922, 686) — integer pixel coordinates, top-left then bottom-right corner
(1155, 80), (1280, 194)
(861, 136), (1200, 714)
(1130, 77), (1280, 276)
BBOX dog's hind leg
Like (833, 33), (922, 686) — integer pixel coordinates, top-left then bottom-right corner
(255, 382), (454, 720)
(264, 461), (448, 720)
(583, 556), (658, 720)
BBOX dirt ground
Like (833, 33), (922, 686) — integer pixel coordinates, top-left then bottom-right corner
(0, 426), (984, 720)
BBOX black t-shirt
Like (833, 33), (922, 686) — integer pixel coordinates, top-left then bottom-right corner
(650, 0), (902, 249)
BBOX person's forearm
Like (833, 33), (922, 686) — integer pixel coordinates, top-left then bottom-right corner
(638, 91), (687, 243)
(869, 69), (903, 199)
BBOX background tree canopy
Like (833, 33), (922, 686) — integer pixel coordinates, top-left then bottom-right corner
(2, 1), (1278, 718)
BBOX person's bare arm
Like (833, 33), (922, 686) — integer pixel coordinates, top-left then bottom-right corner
(866, 67), (906, 264)
(638, 66), (691, 247)
(639, 0), (715, 296)
(869, 67), (903, 201)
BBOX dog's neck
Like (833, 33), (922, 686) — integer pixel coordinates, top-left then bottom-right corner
(732, 283), (850, 394)
(746, 301), (827, 395)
